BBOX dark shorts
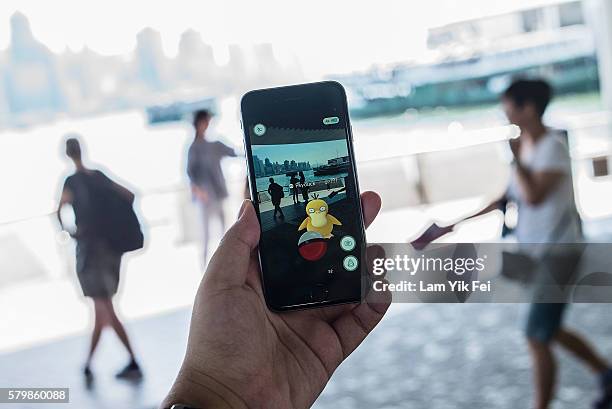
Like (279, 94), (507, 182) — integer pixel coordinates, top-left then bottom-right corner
(524, 249), (582, 343)
(76, 239), (122, 298)
(525, 303), (567, 343)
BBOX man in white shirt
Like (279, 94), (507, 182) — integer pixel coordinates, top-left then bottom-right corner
(474, 79), (611, 409)
(506, 127), (581, 246)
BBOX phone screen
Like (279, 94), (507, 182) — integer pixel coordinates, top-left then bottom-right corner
(241, 82), (365, 311)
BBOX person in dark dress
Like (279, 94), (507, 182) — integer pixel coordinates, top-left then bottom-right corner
(57, 137), (142, 381)
(267, 178), (284, 219)
(289, 174), (300, 204)
(299, 171), (309, 202)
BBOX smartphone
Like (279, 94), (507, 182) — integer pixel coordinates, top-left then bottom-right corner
(241, 81), (366, 311)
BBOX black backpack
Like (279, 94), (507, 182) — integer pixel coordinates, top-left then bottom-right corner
(104, 191), (144, 253)
(91, 173), (144, 253)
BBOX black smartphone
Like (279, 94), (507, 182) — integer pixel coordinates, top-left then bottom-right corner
(241, 81), (367, 311)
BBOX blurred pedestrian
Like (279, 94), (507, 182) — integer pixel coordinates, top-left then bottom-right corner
(267, 177), (284, 219)
(187, 109), (237, 266)
(299, 170), (309, 202)
(458, 79), (612, 409)
(56, 137), (143, 381)
(290, 173), (300, 203)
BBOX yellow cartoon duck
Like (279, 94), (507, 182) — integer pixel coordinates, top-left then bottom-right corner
(298, 196), (342, 238)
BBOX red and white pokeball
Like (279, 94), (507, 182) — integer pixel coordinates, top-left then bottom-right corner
(298, 231), (328, 261)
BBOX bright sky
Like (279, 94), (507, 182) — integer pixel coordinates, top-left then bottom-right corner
(0, 0), (564, 77)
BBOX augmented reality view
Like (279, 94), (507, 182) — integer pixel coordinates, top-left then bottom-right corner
(254, 138), (349, 257)
(251, 134), (362, 304)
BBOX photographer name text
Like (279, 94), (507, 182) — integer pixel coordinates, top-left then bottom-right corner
(373, 280), (492, 293)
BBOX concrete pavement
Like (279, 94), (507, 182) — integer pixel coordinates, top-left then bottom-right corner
(1, 303), (611, 409)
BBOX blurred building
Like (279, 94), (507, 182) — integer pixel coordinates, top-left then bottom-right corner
(335, 0), (598, 118)
(175, 29), (217, 90)
(427, 1), (587, 49)
(0, 13), (302, 127)
(252, 43), (283, 86)
(135, 27), (168, 93)
(2, 12), (65, 118)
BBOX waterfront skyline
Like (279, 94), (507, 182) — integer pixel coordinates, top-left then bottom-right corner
(251, 139), (348, 170)
(253, 155), (312, 178)
(0, 11), (301, 126)
(0, 1), (572, 127)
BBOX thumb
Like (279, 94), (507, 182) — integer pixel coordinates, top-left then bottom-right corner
(204, 200), (260, 288)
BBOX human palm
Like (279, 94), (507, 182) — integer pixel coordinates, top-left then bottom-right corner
(162, 192), (390, 409)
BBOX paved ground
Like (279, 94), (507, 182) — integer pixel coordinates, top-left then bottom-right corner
(1, 302), (611, 409)
(315, 303), (612, 409)
(0, 309), (189, 409)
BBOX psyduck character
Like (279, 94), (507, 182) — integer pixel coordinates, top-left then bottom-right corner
(298, 196), (341, 238)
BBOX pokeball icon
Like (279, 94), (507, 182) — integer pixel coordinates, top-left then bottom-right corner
(298, 231), (328, 261)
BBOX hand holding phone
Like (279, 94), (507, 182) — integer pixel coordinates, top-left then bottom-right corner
(161, 195), (391, 409)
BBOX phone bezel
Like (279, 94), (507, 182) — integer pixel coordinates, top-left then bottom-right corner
(240, 81), (367, 312)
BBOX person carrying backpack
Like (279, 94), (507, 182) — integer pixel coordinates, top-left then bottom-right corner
(267, 177), (285, 219)
(57, 136), (143, 381)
